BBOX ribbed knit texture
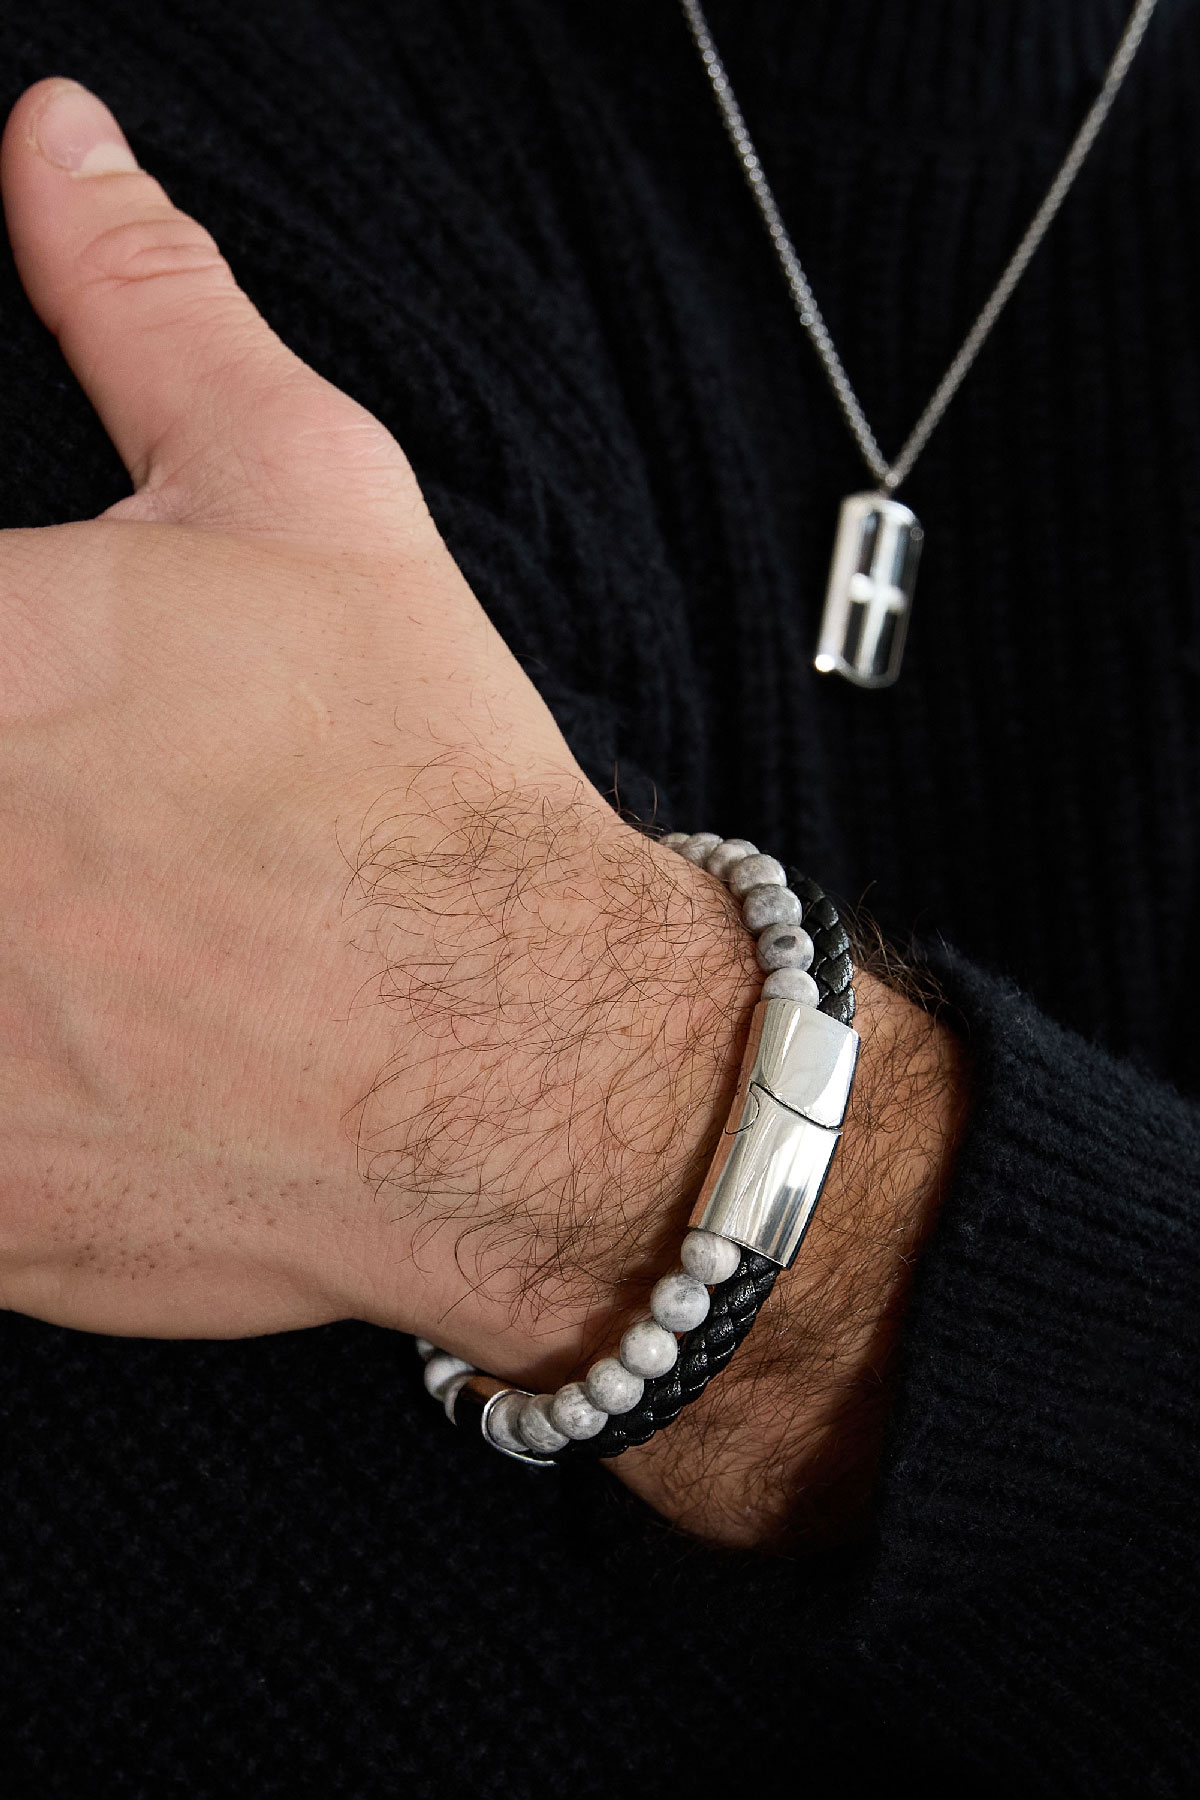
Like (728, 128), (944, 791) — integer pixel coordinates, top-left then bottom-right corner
(0, 2), (1196, 1794)
(867, 949), (1200, 1791)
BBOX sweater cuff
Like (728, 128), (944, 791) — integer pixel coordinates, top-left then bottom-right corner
(861, 947), (1200, 1784)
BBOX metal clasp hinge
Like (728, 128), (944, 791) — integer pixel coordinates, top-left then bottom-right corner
(689, 998), (860, 1267)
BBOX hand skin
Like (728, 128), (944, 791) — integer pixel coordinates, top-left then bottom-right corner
(0, 79), (965, 1547)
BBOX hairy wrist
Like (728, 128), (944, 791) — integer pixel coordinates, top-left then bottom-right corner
(349, 787), (759, 1370)
(350, 790), (966, 1550)
(614, 958), (968, 1547)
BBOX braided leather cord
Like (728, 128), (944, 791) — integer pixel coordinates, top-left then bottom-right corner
(565, 1250), (779, 1456)
(568, 870), (853, 1459)
(791, 872), (856, 1028)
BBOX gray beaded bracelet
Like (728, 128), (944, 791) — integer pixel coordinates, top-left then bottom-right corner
(415, 833), (859, 1465)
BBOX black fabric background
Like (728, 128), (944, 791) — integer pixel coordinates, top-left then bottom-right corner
(0, 3), (1196, 1794)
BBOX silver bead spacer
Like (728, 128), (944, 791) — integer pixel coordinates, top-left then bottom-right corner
(483, 1389), (534, 1456)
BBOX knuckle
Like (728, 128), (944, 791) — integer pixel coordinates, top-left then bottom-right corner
(79, 205), (229, 297)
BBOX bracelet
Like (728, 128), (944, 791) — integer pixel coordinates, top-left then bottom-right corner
(414, 833), (858, 1466)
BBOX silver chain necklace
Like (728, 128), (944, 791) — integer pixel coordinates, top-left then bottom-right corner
(681, 0), (1161, 687)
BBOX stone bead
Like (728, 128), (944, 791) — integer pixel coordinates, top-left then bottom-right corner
(619, 1318), (679, 1378)
(584, 1357), (645, 1415)
(677, 831), (723, 865)
(681, 1227), (743, 1285)
(549, 1382), (609, 1441)
(741, 883), (803, 934)
(761, 966), (820, 1006)
(650, 1271), (711, 1333)
(414, 1337), (438, 1361)
(704, 838), (758, 880)
(660, 831), (690, 849)
(518, 1393), (570, 1454)
(423, 1351), (473, 1399)
(728, 852), (787, 900)
(484, 1389), (531, 1455)
(756, 922), (815, 973)
(441, 1371), (476, 1421)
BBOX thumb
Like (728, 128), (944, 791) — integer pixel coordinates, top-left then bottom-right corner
(0, 79), (414, 528)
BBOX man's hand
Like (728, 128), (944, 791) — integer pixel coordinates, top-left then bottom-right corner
(0, 80), (964, 1545)
(0, 76), (759, 1356)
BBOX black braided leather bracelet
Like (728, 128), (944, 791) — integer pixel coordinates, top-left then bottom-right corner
(416, 835), (859, 1466)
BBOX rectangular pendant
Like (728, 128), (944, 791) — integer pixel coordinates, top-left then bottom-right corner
(813, 493), (923, 689)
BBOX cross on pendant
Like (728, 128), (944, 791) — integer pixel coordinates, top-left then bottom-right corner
(846, 565), (907, 677)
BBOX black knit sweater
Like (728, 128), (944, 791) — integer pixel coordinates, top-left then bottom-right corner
(0, 3), (1197, 1795)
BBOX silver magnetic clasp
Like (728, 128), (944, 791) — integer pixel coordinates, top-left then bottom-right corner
(689, 998), (860, 1267)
